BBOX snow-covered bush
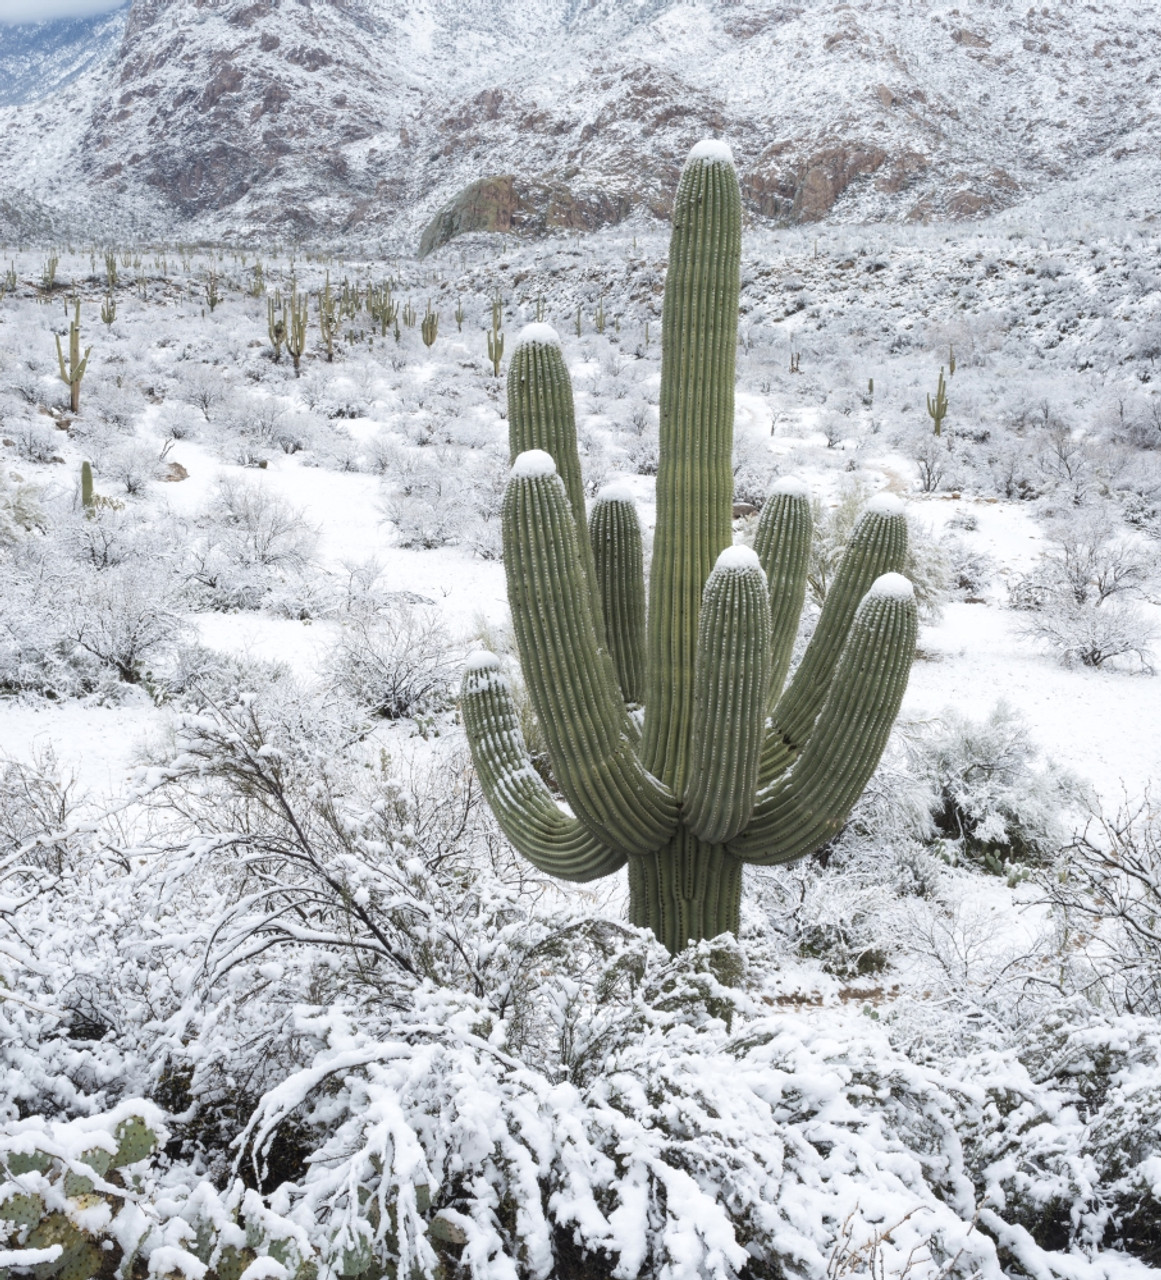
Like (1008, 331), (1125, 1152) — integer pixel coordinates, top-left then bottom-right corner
(184, 476), (319, 611)
(910, 704), (1080, 873)
(328, 606), (456, 720)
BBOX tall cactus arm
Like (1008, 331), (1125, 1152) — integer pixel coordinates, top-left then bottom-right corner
(759, 494), (908, 786)
(643, 141), (741, 797)
(509, 324), (608, 643)
(752, 477), (812, 706)
(461, 653), (627, 881)
(685, 546), (772, 846)
(504, 451), (678, 856)
(730, 574), (918, 864)
(590, 484), (646, 706)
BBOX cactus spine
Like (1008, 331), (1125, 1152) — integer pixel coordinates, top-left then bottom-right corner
(461, 142), (917, 955)
(55, 299), (91, 413)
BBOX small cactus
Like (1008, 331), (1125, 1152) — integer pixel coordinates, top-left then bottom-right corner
(267, 292), (286, 362)
(100, 294), (116, 327)
(287, 289), (308, 376)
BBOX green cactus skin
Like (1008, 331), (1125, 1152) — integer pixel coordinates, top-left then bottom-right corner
(501, 457), (677, 855)
(461, 141), (917, 955)
(684, 547), (771, 846)
(460, 654), (626, 880)
(112, 1116), (156, 1167)
(759, 496), (908, 787)
(589, 486), (646, 706)
(642, 143), (741, 798)
(80, 461), (94, 515)
(0, 1189), (43, 1228)
(733, 576), (918, 862)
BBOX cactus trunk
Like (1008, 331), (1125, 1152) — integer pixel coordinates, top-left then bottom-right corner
(629, 831), (742, 955)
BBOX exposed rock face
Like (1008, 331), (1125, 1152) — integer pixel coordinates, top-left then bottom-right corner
(419, 175), (632, 255)
(1, 0), (1159, 245)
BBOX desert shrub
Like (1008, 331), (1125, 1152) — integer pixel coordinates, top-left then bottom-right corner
(1020, 597), (1156, 670)
(184, 476), (319, 611)
(910, 704), (1080, 873)
(328, 606), (456, 720)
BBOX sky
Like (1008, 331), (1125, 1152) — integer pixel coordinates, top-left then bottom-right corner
(0, 0), (126, 23)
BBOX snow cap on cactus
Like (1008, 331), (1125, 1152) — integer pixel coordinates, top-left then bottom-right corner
(770, 475), (810, 498)
(867, 572), (914, 600)
(514, 322), (561, 350)
(510, 449), (557, 479)
(687, 138), (734, 165)
(594, 481), (636, 506)
(713, 544), (762, 573)
(865, 491), (905, 516)
(465, 650), (502, 673)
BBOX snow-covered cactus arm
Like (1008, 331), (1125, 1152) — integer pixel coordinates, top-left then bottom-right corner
(642, 141), (741, 797)
(589, 483), (646, 706)
(759, 494), (909, 786)
(730, 574), (918, 864)
(752, 476), (812, 704)
(685, 546), (772, 845)
(503, 451), (678, 857)
(460, 653), (626, 880)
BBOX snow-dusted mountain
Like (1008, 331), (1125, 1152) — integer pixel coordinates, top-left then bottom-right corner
(1, 0), (1160, 247)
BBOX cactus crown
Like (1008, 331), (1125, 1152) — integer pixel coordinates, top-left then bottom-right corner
(461, 141), (917, 954)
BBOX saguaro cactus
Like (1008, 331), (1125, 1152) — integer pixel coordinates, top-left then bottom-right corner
(927, 367), (948, 436)
(55, 299), (91, 413)
(461, 142), (917, 954)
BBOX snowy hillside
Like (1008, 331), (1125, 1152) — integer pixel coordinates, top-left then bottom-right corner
(2, 0), (1161, 243)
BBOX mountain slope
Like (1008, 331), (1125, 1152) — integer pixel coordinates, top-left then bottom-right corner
(0, 0), (1159, 247)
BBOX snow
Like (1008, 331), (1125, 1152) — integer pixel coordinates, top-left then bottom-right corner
(464, 649), (501, 672)
(593, 481), (635, 505)
(514, 323), (560, 349)
(868, 572), (914, 600)
(714, 544), (761, 572)
(769, 476), (809, 498)
(865, 492), (906, 517)
(510, 449), (557, 478)
(686, 138), (734, 165)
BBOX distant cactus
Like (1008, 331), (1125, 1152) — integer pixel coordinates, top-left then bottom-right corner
(318, 273), (339, 362)
(487, 295), (504, 376)
(402, 300), (416, 328)
(461, 142), (916, 955)
(100, 294), (116, 327)
(205, 272), (222, 313)
(574, 304), (582, 337)
(927, 366), (948, 436)
(455, 297), (465, 331)
(103, 250), (117, 289)
(55, 299), (91, 413)
(948, 343), (957, 376)
(81, 460), (94, 513)
(789, 350), (801, 373)
(595, 297), (606, 334)
(421, 301), (439, 348)
(40, 254), (59, 293)
(267, 292), (286, 362)
(287, 289), (308, 376)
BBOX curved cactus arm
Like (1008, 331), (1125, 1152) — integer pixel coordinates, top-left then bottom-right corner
(730, 575), (918, 865)
(461, 653), (626, 881)
(759, 494), (908, 786)
(685, 546), (772, 845)
(505, 451), (678, 857)
(643, 142), (741, 796)
(589, 484), (646, 706)
(752, 477), (812, 706)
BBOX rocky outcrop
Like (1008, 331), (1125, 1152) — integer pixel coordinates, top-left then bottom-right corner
(419, 174), (632, 255)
